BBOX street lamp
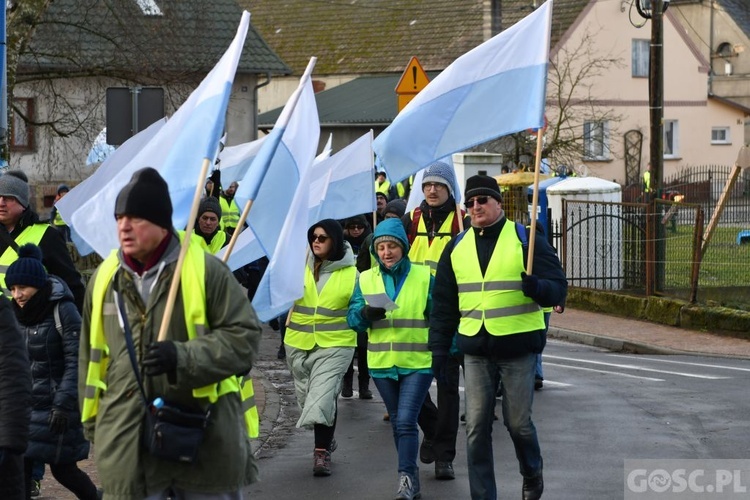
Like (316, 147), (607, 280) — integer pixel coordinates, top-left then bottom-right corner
(636, 0), (669, 295)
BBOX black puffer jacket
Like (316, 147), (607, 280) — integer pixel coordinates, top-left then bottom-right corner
(0, 298), (32, 454)
(16, 276), (89, 464)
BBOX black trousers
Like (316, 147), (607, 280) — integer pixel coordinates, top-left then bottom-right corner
(0, 452), (24, 500)
(418, 353), (463, 463)
(24, 459), (98, 500)
(344, 331), (369, 387)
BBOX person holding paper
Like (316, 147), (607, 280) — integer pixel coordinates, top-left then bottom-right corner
(284, 219), (358, 477)
(347, 218), (434, 500)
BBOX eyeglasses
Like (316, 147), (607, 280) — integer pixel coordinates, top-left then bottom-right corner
(423, 182), (447, 191)
(465, 196), (491, 209)
(311, 234), (329, 243)
(347, 224), (365, 230)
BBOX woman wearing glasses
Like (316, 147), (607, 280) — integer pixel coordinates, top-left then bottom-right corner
(347, 217), (435, 500)
(284, 219), (358, 477)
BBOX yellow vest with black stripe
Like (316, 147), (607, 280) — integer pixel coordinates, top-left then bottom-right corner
(219, 196), (240, 231)
(286, 266), (357, 350)
(375, 180), (391, 196)
(451, 224), (545, 336)
(408, 210), (455, 276)
(201, 230), (227, 255)
(359, 265), (431, 370)
(81, 242), (259, 438)
(0, 224), (48, 297)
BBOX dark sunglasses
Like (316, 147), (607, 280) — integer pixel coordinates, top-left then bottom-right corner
(347, 224), (365, 230)
(465, 196), (491, 208)
(311, 234), (330, 243)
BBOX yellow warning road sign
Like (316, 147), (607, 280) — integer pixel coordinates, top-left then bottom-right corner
(395, 57), (430, 112)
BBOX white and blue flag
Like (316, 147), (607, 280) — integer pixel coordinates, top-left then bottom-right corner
(373, 0), (552, 183)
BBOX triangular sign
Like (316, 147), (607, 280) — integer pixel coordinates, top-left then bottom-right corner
(395, 56), (430, 95)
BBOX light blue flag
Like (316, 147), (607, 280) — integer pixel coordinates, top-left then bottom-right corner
(373, 0), (552, 183)
(57, 118), (167, 255)
(68, 12), (251, 257)
(251, 132), (374, 321)
(215, 135), (267, 186)
(222, 60), (320, 270)
(307, 130), (375, 224)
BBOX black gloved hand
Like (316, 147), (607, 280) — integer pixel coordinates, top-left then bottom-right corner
(48, 408), (69, 434)
(431, 354), (448, 385)
(520, 272), (542, 299)
(361, 306), (387, 322)
(143, 341), (178, 377)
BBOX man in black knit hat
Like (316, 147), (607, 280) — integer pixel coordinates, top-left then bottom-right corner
(79, 167), (263, 498)
(429, 174), (567, 500)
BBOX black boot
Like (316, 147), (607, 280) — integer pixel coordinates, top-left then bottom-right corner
(342, 375), (353, 398)
(358, 380), (372, 400)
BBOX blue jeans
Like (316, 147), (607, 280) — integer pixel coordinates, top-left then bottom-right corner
(535, 312), (551, 380)
(464, 353), (542, 500)
(373, 373), (433, 478)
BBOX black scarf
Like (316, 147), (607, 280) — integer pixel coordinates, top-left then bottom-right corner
(12, 281), (55, 327)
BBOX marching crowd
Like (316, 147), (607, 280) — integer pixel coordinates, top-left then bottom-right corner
(0, 161), (566, 500)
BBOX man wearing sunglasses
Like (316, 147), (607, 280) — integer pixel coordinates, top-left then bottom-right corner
(429, 174), (567, 500)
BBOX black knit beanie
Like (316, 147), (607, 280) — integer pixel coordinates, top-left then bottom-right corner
(114, 167), (173, 229)
(465, 174), (503, 202)
(5, 244), (48, 289)
(198, 197), (222, 219)
(307, 219), (346, 261)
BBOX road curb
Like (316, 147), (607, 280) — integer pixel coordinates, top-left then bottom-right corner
(547, 327), (690, 356)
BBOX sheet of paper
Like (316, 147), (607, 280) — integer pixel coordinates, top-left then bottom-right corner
(366, 295), (399, 311)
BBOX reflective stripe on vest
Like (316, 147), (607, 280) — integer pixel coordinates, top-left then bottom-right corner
(219, 197), (240, 230)
(407, 210), (455, 276)
(451, 224), (544, 337)
(285, 266), (357, 350)
(0, 224), (48, 297)
(359, 265), (431, 370)
(82, 242), (258, 437)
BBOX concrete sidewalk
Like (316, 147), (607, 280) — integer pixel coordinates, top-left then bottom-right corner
(548, 308), (750, 359)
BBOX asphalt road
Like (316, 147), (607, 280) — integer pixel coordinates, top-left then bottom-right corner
(247, 337), (750, 500)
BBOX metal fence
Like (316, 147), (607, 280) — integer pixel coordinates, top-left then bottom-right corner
(551, 165), (750, 306)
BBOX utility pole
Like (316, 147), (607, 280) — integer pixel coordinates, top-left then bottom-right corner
(637, 0), (668, 295)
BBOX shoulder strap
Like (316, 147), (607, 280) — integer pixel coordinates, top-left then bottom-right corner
(115, 291), (150, 408)
(53, 303), (63, 337)
(0, 227), (19, 253)
(515, 222), (528, 249)
(409, 208), (422, 244)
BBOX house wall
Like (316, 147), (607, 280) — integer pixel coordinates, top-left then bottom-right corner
(556, 0), (746, 185)
(673, 1), (750, 139)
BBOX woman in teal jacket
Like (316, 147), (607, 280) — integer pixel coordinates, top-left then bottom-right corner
(347, 218), (434, 500)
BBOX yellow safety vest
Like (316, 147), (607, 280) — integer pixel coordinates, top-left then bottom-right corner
(375, 180), (391, 197)
(407, 210), (456, 275)
(286, 266), (357, 350)
(219, 196), (240, 231)
(0, 224), (48, 297)
(643, 170), (651, 193)
(52, 209), (66, 227)
(82, 242), (259, 438)
(359, 265), (431, 370)
(451, 224), (544, 336)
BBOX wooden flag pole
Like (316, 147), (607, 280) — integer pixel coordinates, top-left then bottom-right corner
(222, 198), (254, 263)
(526, 131), (545, 275)
(158, 158), (212, 342)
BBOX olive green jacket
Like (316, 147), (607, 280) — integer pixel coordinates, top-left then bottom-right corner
(79, 236), (262, 499)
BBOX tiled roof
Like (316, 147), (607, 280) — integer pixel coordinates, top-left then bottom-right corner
(243, 0), (589, 76)
(257, 72), (441, 128)
(717, 0), (750, 40)
(18, 0), (290, 77)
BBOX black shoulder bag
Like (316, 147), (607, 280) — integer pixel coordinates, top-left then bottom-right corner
(116, 291), (211, 464)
